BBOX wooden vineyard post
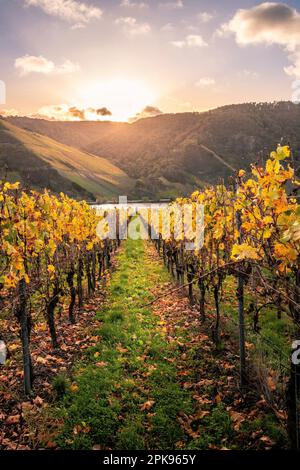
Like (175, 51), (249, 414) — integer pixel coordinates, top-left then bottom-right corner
(97, 251), (102, 281)
(157, 235), (161, 255)
(187, 263), (195, 305)
(162, 241), (167, 266)
(46, 281), (60, 349)
(198, 275), (206, 323)
(17, 278), (33, 395)
(77, 256), (84, 309)
(67, 266), (76, 324)
(170, 249), (175, 279)
(235, 180), (247, 388)
(105, 240), (111, 269)
(179, 242), (185, 289)
(237, 258), (246, 387)
(86, 252), (93, 297)
(175, 250), (180, 283)
(91, 248), (97, 289)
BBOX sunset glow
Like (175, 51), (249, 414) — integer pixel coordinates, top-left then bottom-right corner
(1, 1), (300, 121)
(79, 79), (156, 121)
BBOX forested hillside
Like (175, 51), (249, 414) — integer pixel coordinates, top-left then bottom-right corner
(0, 119), (134, 201)
(6, 102), (300, 197)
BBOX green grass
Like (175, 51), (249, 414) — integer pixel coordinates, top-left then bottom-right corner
(46, 239), (289, 450)
(204, 276), (295, 371)
(54, 238), (194, 450)
(240, 413), (287, 449)
(187, 404), (234, 450)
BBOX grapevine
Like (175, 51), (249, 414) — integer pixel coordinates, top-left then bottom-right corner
(0, 184), (115, 395)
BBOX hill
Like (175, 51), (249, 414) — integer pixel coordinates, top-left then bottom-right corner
(0, 119), (134, 201)
(5, 101), (300, 197)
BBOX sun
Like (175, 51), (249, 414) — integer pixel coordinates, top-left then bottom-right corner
(78, 78), (156, 122)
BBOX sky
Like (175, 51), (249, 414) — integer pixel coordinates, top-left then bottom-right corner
(1, 0), (300, 122)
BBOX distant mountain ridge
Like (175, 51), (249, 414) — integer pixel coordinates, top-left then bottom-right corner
(4, 101), (300, 198)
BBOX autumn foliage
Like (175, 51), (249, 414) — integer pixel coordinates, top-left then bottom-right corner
(153, 145), (299, 327)
(0, 185), (113, 394)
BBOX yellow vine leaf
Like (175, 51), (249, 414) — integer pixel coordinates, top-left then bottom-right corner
(231, 243), (261, 261)
(47, 264), (56, 274)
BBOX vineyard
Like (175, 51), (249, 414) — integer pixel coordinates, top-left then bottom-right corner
(147, 144), (300, 448)
(0, 145), (300, 450)
(0, 187), (117, 395)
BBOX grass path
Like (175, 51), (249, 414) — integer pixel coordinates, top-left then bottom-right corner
(51, 238), (286, 450)
(56, 238), (195, 450)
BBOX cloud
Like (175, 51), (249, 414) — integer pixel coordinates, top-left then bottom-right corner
(161, 23), (174, 32)
(195, 77), (215, 87)
(0, 108), (21, 117)
(115, 16), (151, 35)
(68, 106), (85, 120)
(15, 55), (55, 75)
(238, 69), (259, 79)
(159, 1), (183, 10)
(54, 59), (80, 74)
(96, 107), (112, 116)
(198, 12), (213, 23)
(39, 105), (85, 120)
(284, 53), (300, 78)
(171, 34), (208, 48)
(130, 105), (163, 121)
(141, 105), (163, 116)
(120, 0), (148, 8)
(220, 2), (300, 49)
(24, 0), (102, 28)
(185, 25), (198, 32)
(15, 55), (80, 76)
(88, 107), (112, 116)
(219, 2), (300, 78)
(0, 105), (113, 121)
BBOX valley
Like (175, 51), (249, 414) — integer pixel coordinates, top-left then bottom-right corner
(4, 101), (300, 199)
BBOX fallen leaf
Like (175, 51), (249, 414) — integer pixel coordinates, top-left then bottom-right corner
(178, 415), (200, 439)
(36, 356), (47, 364)
(33, 396), (44, 407)
(196, 411), (210, 419)
(196, 379), (214, 388)
(45, 441), (57, 449)
(229, 411), (245, 431)
(70, 383), (79, 393)
(267, 376), (276, 392)
(260, 435), (275, 446)
(140, 400), (155, 411)
(6, 414), (21, 425)
(73, 423), (91, 435)
(215, 394), (222, 404)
